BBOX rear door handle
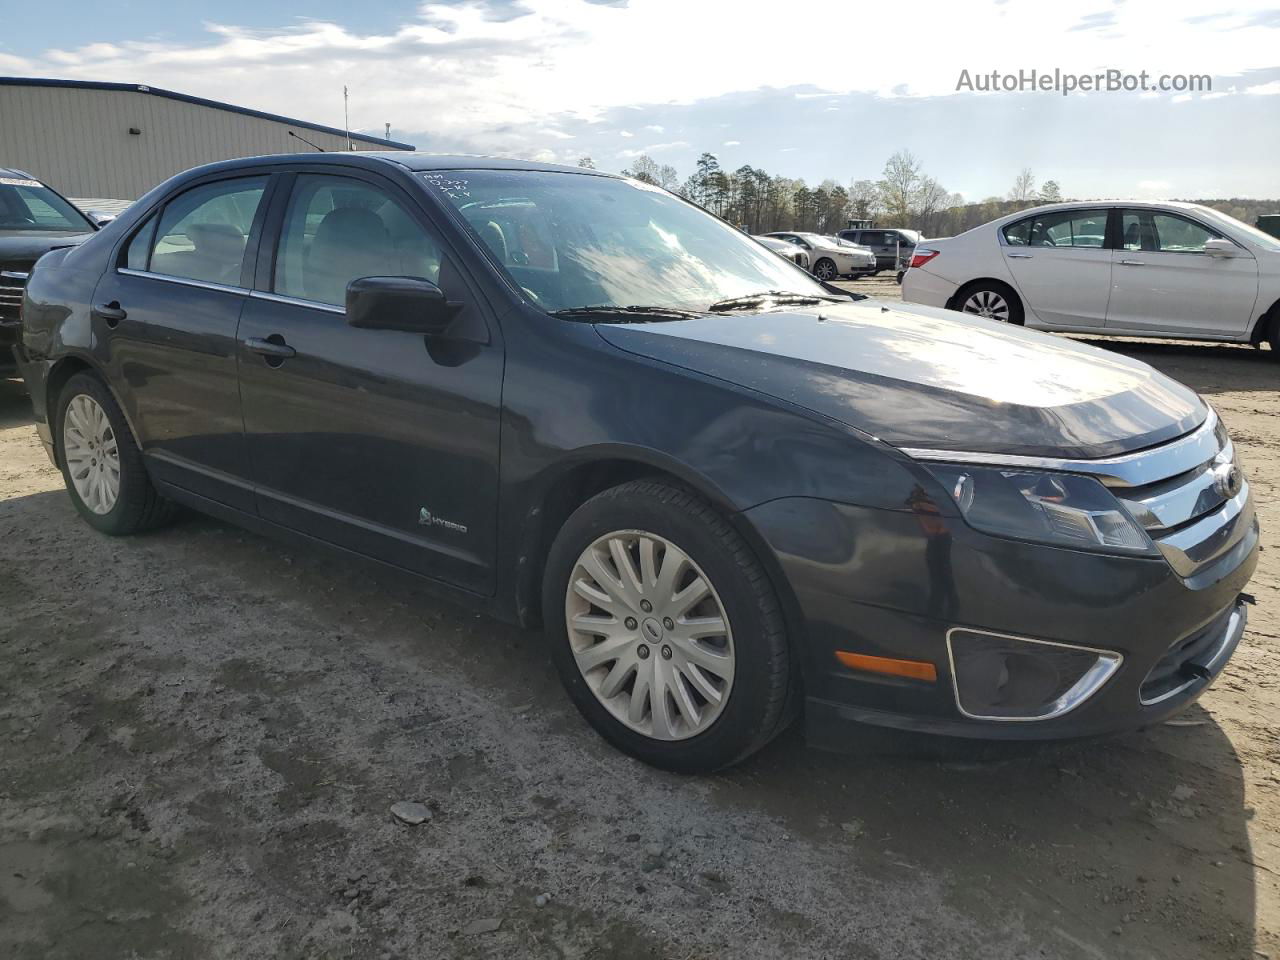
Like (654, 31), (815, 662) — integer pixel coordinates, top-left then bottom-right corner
(1118, 259), (1145, 266)
(244, 336), (296, 360)
(93, 301), (127, 325)
(1006, 252), (1034, 259)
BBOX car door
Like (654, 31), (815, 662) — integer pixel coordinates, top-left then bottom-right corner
(236, 169), (504, 594)
(95, 172), (272, 512)
(1000, 207), (1113, 328)
(1105, 208), (1260, 336)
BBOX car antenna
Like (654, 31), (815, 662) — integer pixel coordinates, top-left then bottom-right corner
(288, 130), (325, 152)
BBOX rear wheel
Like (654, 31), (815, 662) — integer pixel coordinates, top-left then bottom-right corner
(56, 372), (176, 535)
(812, 258), (837, 282)
(543, 480), (792, 772)
(955, 280), (1025, 325)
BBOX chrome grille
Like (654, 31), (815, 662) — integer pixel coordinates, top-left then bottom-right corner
(1102, 411), (1254, 578)
(0, 271), (27, 325)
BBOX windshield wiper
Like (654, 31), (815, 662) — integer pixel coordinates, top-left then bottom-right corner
(708, 290), (845, 312)
(549, 305), (708, 322)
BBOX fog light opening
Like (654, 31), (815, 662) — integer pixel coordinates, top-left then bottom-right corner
(946, 629), (1122, 722)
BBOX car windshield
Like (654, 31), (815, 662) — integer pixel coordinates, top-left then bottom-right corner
(1196, 206), (1280, 253)
(423, 170), (829, 314)
(0, 178), (91, 232)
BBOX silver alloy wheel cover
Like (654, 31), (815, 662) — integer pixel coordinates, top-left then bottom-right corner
(565, 529), (735, 741)
(814, 259), (835, 280)
(962, 289), (1010, 321)
(63, 393), (121, 515)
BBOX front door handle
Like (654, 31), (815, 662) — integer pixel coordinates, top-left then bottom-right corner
(244, 336), (296, 360)
(93, 301), (127, 325)
(1118, 259), (1145, 266)
(1006, 252), (1034, 259)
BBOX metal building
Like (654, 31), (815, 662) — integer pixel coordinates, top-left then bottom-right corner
(0, 77), (414, 206)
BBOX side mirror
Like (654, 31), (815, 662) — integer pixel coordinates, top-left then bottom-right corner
(1204, 238), (1237, 258)
(346, 276), (463, 335)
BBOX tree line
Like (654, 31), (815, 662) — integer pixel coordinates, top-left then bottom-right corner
(576, 150), (1277, 239)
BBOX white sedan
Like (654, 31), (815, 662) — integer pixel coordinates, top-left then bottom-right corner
(902, 201), (1280, 353)
(754, 235), (810, 270)
(763, 232), (873, 281)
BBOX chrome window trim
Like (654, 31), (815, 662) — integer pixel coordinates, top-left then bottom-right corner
(249, 290), (346, 315)
(945, 627), (1123, 723)
(901, 408), (1219, 489)
(0, 270), (30, 281)
(118, 267), (247, 296)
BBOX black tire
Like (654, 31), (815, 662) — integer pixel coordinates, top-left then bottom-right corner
(812, 258), (837, 282)
(56, 372), (176, 535)
(542, 480), (792, 772)
(952, 279), (1025, 325)
(1268, 309), (1280, 359)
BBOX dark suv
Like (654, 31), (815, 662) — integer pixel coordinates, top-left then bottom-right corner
(16, 154), (1258, 771)
(0, 169), (98, 373)
(836, 227), (919, 273)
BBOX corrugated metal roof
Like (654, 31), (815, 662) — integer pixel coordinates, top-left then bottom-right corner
(0, 76), (415, 151)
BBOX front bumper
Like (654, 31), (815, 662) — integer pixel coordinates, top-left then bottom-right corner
(743, 497), (1259, 747)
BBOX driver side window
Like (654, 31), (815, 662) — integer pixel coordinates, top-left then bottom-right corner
(273, 174), (442, 308)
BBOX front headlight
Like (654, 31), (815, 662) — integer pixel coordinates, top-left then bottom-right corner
(922, 464), (1156, 556)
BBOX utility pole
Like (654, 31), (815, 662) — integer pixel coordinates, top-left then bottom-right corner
(343, 86), (353, 151)
(385, 122), (391, 141)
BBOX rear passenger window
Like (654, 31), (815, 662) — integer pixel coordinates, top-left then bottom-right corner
(1010, 209), (1109, 248)
(273, 175), (442, 308)
(149, 177), (266, 285)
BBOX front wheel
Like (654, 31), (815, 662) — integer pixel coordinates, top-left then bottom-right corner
(812, 258), (837, 282)
(543, 481), (792, 772)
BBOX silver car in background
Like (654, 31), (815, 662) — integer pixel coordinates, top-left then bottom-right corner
(763, 231), (872, 281)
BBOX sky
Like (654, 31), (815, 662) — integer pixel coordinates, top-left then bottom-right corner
(1, 0), (1278, 201)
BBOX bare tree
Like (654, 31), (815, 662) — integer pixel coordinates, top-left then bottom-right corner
(624, 154), (662, 185)
(658, 164), (680, 192)
(1008, 168), (1037, 203)
(878, 151), (922, 226)
(577, 156), (596, 169)
(915, 176), (949, 236)
(848, 179), (881, 222)
(1039, 179), (1063, 203)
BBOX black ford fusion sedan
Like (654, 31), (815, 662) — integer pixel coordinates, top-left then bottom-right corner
(16, 153), (1258, 771)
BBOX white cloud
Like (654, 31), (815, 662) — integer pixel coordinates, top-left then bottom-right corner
(1245, 80), (1280, 95)
(644, 124), (664, 132)
(722, 140), (741, 146)
(619, 130), (634, 137)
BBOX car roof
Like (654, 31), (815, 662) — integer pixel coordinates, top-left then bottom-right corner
(994, 199), (1207, 222)
(0, 166), (40, 181)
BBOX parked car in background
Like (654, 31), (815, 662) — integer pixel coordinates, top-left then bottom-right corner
(837, 227), (919, 274)
(902, 201), (1280, 354)
(754, 235), (809, 270)
(762, 231), (868, 280)
(1258, 214), (1280, 240)
(0, 168), (98, 373)
(827, 236), (876, 274)
(17, 154), (1257, 772)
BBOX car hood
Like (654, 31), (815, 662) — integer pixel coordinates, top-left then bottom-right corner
(594, 298), (1205, 459)
(0, 230), (92, 271)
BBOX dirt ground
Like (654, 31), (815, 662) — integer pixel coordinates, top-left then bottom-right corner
(3, 277), (1279, 959)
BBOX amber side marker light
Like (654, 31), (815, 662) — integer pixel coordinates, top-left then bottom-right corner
(835, 651), (938, 683)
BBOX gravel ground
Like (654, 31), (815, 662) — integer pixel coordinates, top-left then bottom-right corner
(2, 281), (1278, 959)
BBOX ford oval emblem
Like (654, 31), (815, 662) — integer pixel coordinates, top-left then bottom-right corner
(1212, 462), (1243, 500)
